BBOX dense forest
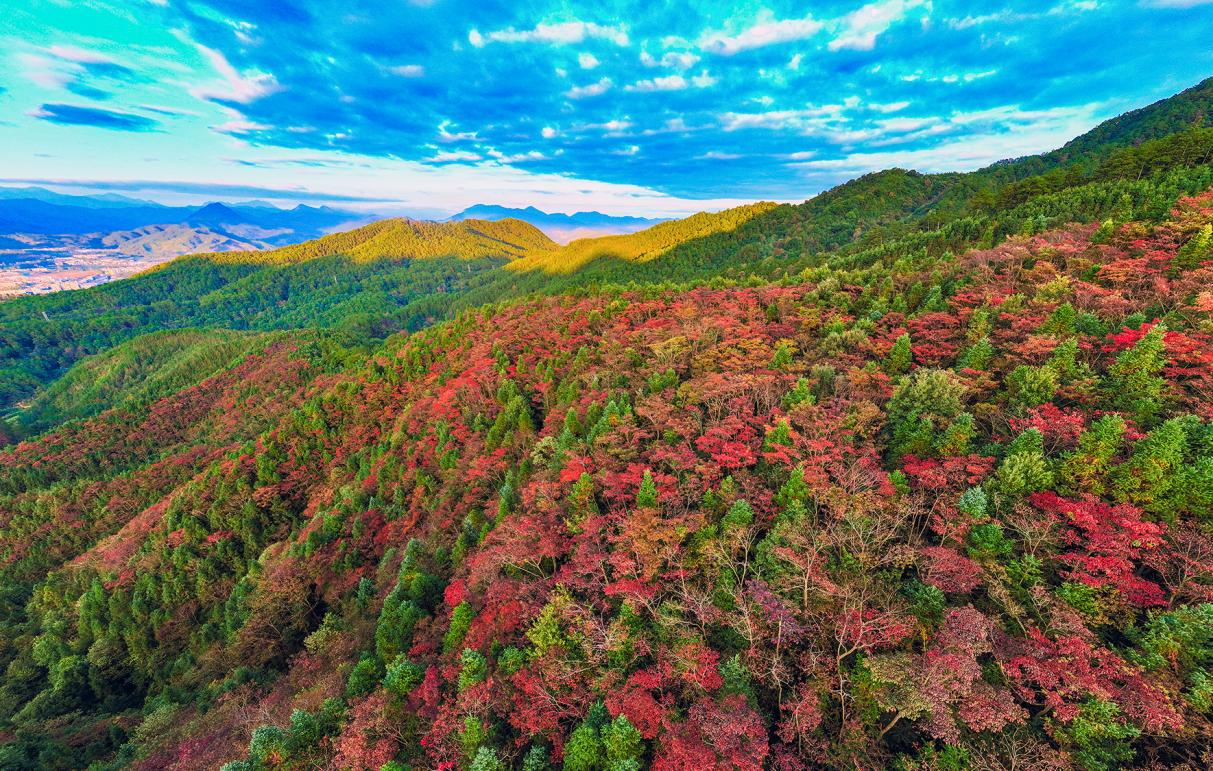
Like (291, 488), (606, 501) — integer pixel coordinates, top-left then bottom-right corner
(0, 78), (1212, 770)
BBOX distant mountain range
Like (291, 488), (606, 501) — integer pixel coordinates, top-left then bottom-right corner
(447, 204), (667, 242)
(0, 189), (665, 269)
(0, 188), (377, 290)
(0, 188), (369, 244)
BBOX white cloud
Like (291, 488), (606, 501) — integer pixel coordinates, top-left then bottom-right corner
(641, 50), (701, 69)
(596, 119), (632, 133)
(626, 75), (687, 92)
(431, 150), (482, 162)
(541, 126), (558, 138)
(213, 118), (271, 134)
(565, 77), (613, 98)
(47, 45), (118, 65)
(16, 53), (72, 89)
(700, 12), (823, 55)
(437, 120), (478, 142)
(569, 119), (634, 134)
(788, 53), (803, 70)
(488, 149), (547, 163)
(697, 151), (742, 160)
(189, 42), (280, 103)
(945, 11), (1020, 29)
(719, 105), (843, 131)
(963, 69), (997, 81)
(828, 0), (929, 52)
(578, 52), (599, 69)
(470, 21), (629, 48)
(870, 100), (910, 113)
(626, 70), (717, 92)
(388, 64), (425, 77)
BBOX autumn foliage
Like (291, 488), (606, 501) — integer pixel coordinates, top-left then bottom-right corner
(2, 184), (1213, 770)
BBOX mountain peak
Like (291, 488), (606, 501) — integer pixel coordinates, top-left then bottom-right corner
(185, 201), (240, 219)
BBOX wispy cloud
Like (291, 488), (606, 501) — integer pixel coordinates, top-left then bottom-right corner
(187, 41), (280, 104)
(829, 0), (929, 52)
(387, 64), (425, 77)
(46, 44), (120, 65)
(565, 77), (612, 98)
(700, 13), (823, 55)
(470, 21), (629, 47)
(640, 50), (700, 69)
(626, 75), (688, 92)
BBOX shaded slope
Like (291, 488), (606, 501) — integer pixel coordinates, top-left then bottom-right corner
(13, 329), (270, 436)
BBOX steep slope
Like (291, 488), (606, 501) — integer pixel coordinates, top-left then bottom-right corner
(788, 77), (1213, 231)
(922, 77), (1213, 215)
(12, 329), (270, 435)
(1026, 76), (1213, 172)
(1, 195), (1210, 769)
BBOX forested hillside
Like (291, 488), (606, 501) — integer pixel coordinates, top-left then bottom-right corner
(1, 79), (1213, 770)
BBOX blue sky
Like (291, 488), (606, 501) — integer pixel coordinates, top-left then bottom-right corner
(1, 0), (1211, 216)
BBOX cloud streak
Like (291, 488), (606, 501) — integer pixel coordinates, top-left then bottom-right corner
(700, 14), (823, 55)
(188, 41), (281, 104)
(30, 103), (159, 131)
(470, 21), (629, 47)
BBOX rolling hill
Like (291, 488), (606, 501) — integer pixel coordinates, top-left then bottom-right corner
(196, 216), (557, 265)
